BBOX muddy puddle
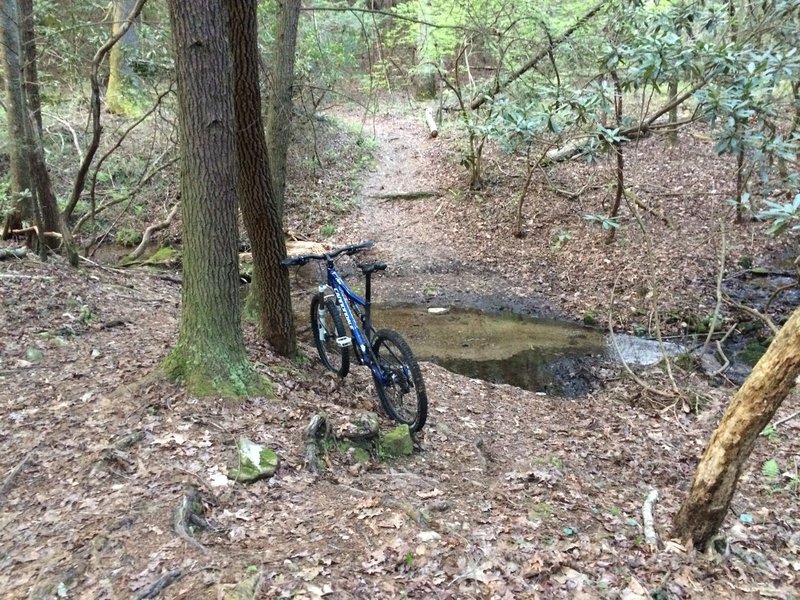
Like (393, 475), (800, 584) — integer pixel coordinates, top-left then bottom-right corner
(371, 305), (621, 397)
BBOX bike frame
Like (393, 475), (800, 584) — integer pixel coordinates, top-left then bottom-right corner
(321, 260), (387, 382)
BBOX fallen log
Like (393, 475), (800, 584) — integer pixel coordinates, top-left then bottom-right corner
(425, 107), (438, 138)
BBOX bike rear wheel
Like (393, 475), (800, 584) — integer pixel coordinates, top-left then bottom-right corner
(372, 329), (428, 433)
(310, 294), (350, 377)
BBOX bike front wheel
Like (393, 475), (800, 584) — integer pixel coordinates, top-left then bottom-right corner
(310, 294), (350, 377)
(372, 329), (428, 433)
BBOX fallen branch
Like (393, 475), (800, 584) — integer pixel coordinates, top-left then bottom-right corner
(10, 226), (62, 239)
(174, 485), (208, 553)
(303, 414), (329, 474)
(425, 106), (438, 138)
(133, 568), (184, 600)
(374, 191), (437, 201)
(0, 247), (27, 260)
(0, 453), (31, 501)
(642, 489), (660, 551)
(124, 203), (180, 263)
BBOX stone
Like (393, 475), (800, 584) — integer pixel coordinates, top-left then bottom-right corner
(335, 412), (379, 441)
(227, 437), (279, 483)
(427, 307), (450, 315)
(25, 348), (43, 363)
(381, 425), (414, 457)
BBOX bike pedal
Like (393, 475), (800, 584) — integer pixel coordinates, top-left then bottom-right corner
(336, 336), (352, 348)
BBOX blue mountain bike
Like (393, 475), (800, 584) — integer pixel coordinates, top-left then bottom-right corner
(282, 241), (428, 433)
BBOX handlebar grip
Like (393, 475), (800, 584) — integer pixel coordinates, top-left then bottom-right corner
(281, 256), (308, 267)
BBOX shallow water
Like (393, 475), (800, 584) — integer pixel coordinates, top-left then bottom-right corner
(372, 304), (608, 396)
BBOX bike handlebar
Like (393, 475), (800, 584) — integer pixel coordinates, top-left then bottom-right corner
(281, 241), (374, 267)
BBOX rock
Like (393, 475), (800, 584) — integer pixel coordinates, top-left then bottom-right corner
(284, 240), (329, 284)
(417, 531), (442, 543)
(427, 307), (450, 315)
(25, 348), (43, 363)
(335, 412), (379, 441)
(381, 425), (414, 457)
(227, 437), (279, 483)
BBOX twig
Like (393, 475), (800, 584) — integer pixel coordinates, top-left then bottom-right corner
(608, 272), (676, 400)
(642, 489), (659, 550)
(722, 295), (779, 335)
(0, 453), (31, 501)
(773, 409), (800, 428)
(710, 341), (731, 377)
(702, 222), (726, 357)
(133, 568), (184, 600)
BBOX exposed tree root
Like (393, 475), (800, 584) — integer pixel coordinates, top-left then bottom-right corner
(0, 453), (31, 502)
(133, 568), (184, 600)
(124, 203), (180, 263)
(174, 485), (209, 553)
(304, 414), (329, 474)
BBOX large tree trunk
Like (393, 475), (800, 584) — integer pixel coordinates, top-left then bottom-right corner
(267, 0), (301, 218)
(672, 307), (800, 550)
(106, 0), (142, 114)
(163, 0), (265, 397)
(227, 0), (296, 357)
(1, 0), (33, 239)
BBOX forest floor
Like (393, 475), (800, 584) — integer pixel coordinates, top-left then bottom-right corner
(1, 102), (800, 599)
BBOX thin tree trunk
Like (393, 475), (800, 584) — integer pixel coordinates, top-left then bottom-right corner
(672, 307), (800, 550)
(606, 72), (623, 244)
(19, 0), (41, 134)
(267, 0), (301, 219)
(667, 78), (678, 145)
(106, 0), (141, 114)
(227, 0), (296, 357)
(163, 0), (264, 397)
(1, 0), (33, 240)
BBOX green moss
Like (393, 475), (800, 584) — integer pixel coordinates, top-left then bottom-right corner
(144, 246), (181, 266)
(163, 347), (272, 399)
(351, 447), (371, 463)
(380, 425), (414, 458)
(738, 340), (769, 367)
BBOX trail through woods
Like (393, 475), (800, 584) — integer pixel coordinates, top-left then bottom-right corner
(1, 108), (800, 598)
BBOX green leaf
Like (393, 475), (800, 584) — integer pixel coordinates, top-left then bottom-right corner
(762, 459), (780, 479)
(739, 513), (754, 523)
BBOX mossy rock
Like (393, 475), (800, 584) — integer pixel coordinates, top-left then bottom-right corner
(143, 246), (181, 267)
(227, 437), (279, 483)
(380, 424), (414, 458)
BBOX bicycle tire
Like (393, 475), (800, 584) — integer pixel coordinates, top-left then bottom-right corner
(310, 294), (350, 377)
(372, 329), (428, 433)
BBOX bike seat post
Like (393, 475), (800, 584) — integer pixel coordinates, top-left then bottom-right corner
(364, 271), (373, 326)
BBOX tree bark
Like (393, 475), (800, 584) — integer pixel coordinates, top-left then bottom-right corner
(19, 0), (41, 134)
(227, 0), (296, 357)
(267, 0), (301, 218)
(672, 307), (800, 550)
(163, 0), (265, 397)
(1, 0), (33, 239)
(106, 0), (142, 114)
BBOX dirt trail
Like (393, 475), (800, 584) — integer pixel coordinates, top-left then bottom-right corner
(334, 110), (549, 315)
